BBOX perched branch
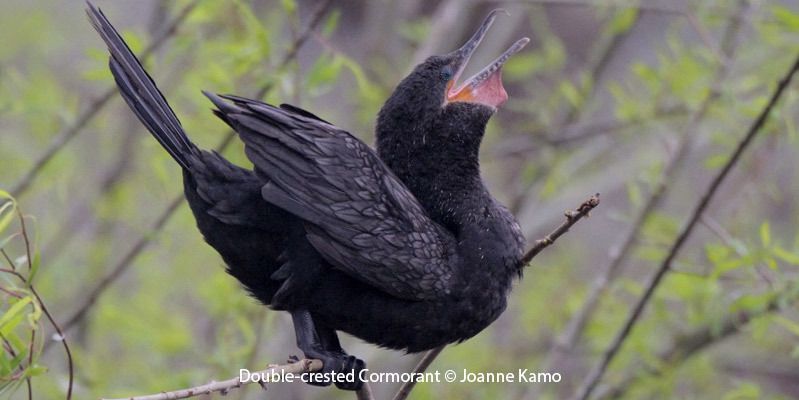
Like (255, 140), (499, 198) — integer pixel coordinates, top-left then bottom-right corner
(9, 0), (199, 199)
(571, 51), (799, 400)
(102, 359), (323, 400)
(521, 194), (600, 267)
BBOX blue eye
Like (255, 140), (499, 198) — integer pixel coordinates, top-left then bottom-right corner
(440, 67), (453, 81)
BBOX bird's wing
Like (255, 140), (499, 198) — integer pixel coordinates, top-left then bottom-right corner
(206, 93), (457, 301)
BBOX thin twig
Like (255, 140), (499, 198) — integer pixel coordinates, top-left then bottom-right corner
(522, 193), (600, 266)
(0, 267), (25, 280)
(9, 0), (199, 199)
(0, 249), (17, 271)
(101, 358), (323, 400)
(571, 52), (799, 400)
(392, 345), (445, 400)
(17, 210), (74, 400)
(20, 214), (36, 400)
(0, 285), (23, 298)
(26, 329), (35, 400)
(17, 213), (32, 272)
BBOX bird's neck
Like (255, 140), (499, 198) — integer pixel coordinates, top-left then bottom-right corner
(378, 143), (486, 235)
(376, 104), (494, 233)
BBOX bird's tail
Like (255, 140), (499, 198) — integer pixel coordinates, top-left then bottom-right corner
(87, 2), (198, 170)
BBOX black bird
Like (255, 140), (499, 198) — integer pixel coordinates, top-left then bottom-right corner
(88, 3), (528, 390)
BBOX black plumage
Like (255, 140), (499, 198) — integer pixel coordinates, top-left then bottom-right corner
(88, 3), (528, 391)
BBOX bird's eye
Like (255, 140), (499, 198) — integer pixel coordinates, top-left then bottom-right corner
(440, 66), (453, 82)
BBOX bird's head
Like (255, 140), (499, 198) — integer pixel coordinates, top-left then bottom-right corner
(377, 9), (529, 181)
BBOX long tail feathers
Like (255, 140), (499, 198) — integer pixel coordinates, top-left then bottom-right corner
(86, 1), (197, 170)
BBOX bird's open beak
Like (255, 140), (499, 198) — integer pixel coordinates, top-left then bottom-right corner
(445, 9), (530, 108)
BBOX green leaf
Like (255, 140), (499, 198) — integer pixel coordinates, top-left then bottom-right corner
(773, 246), (799, 265)
(558, 80), (582, 108)
(704, 153), (729, 169)
(306, 54), (343, 90)
(772, 5), (799, 31)
(759, 221), (771, 247)
(322, 10), (341, 37)
(504, 53), (539, 80)
(609, 8), (638, 35)
(722, 382), (760, 400)
(729, 292), (773, 314)
(233, 0), (271, 58)
(24, 364), (47, 378)
(120, 30), (144, 55)
(280, 0), (297, 15)
(0, 297), (33, 336)
(0, 197), (16, 234)
(773, 316), (799, 337)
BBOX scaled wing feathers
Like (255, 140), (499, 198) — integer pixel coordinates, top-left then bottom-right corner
(206, 93), (457, 300)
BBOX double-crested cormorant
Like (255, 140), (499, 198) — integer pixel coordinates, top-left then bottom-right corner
(88, 3), (528, 390)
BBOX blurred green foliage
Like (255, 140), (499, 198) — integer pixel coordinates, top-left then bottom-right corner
(2, 1), (799, 399)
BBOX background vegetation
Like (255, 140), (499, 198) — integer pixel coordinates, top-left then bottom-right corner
(1, 0), (799, 399)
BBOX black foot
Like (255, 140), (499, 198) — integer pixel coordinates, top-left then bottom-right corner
(301, 347), (365, 390)
(334, 355), (365, 391)
(290, 310), (365, 390)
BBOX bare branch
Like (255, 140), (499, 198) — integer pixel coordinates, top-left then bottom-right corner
(522, 194), (600, 266)
(571, 50), (799, 400)
(9, 0), (199, 199)
(101, 359), (323, 400)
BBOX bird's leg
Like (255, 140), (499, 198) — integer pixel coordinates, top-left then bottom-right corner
(291, 310), (364, 390)
(314, 320), (366, 390)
